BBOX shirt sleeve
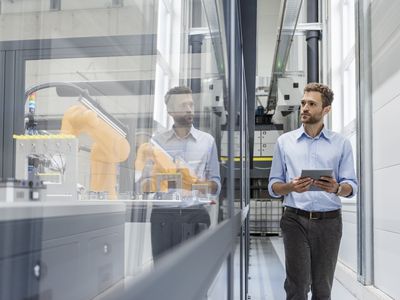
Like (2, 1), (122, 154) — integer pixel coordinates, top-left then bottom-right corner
(268, 139), (286, 198)
(338, 139), (358, 198)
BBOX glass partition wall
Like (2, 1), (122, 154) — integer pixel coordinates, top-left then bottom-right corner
(0, 1), (243, 299)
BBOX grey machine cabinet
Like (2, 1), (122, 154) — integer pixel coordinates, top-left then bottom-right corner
(0, 203), (125, 300)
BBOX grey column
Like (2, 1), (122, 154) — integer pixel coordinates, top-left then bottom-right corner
(190, 0), (203, 94)
(355, 0), (374, 285)
(306, 0), (320, 83)
(227, 0), (238, 298)
(190, 34), (204, 94)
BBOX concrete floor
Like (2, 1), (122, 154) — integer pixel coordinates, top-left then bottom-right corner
(244, 236), (357, 300)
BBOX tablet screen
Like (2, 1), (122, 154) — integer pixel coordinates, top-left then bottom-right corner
(300, 169), (334, 191)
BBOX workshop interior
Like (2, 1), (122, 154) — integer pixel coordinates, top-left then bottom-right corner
(0, 0), (399, 300)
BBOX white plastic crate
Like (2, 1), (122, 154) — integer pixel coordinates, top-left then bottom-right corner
(249, 198), (283, 235)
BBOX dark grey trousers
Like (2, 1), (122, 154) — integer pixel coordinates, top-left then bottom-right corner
(280, 209), (342, 300)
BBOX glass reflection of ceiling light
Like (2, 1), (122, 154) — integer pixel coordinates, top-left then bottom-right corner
(188, 27), (220, 38)
(79, 96), (127, 138)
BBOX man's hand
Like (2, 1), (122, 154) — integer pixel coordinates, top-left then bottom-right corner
(193, 179), (218, 195)
(272, 176), (312, 195)
(290, 176), (313, 193)
(313, 176), (338, 193)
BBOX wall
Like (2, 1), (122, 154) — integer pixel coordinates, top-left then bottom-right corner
(370, 0), (400, 298)
(329, 0), (358, 273)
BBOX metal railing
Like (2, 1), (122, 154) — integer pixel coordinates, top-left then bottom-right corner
(102, 208), (246, 300)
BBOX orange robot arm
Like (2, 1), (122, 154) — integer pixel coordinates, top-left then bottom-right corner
(135, 142), (198, 193)
(61, 104), (130, 199)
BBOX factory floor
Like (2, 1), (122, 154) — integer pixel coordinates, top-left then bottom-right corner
(240, 236), (357, 300)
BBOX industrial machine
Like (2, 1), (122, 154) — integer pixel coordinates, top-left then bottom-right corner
(0, 178), (46, 202)
(60, 103), (130, 199)
(276, 76), (305, 113)
(23, 82), (131, 200)
(14, 134), (78, 201)
(0, 201), (126, 300)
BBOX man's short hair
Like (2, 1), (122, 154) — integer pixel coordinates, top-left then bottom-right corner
(304, 82), (334, 107)
(164, 86), (192, 106)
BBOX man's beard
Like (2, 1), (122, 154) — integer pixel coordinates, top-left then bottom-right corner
(301, 113), (322, 124)
(174, 114), (194, 127)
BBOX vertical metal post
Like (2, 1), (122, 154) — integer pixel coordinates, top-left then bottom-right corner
(355, 0), (374, 285)
(189, 34), (203, 94)
(239, 59), (244, 300)
(50, 0), (61, 11)
(0, 51), (5, 178)
(190, 0), (203, 94)
(3, 51), (17, 178)
(239, 0), (257, 171)
(242, 57), (250, 300)
(306, 0), (320, 82)
(227, 0), (237, 298)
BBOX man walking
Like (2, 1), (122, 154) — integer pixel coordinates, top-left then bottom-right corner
(268, 82), (358, 300)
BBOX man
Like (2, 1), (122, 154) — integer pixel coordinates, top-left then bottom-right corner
(135, 86), (221, 260)
(268, 83), (358, 300)
(135, 86), (221, 195)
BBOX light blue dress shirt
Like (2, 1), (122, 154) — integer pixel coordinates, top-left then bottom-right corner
(268, 125), (358, 211)
(152, 126), (221, 195)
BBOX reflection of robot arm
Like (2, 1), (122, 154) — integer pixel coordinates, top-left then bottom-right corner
(61, 104), (130, 199)
(135, 142), (198, 193)
(135, 142), (175, 173)
(134, 142), (174, 193)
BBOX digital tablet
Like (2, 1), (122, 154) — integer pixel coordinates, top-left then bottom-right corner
(300, 169), (334, 191)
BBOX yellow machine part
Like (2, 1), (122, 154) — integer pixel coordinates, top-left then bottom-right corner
(61, 104), (130, 199)
(135, 142), (198, 193)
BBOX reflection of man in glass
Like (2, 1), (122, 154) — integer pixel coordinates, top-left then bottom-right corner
(135, 86), (221, 196)
(135, 86), (221, 261)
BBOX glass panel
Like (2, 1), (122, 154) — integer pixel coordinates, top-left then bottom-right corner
(0, 0), (157, 41)
(24, 56), (157, 200)
(1, 0), (230, 298)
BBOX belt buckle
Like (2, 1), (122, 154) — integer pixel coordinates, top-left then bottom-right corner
(309, 211), (319, 220)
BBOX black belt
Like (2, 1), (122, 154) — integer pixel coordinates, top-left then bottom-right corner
(285, 206), (341, 220)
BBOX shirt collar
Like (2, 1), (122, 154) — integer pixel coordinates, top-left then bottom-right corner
(296, 124), (332, 141)
(166, 125), (198, 141)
